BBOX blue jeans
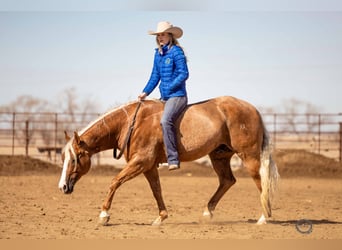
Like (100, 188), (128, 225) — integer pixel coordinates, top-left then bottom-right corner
(160, 96), (188, 165)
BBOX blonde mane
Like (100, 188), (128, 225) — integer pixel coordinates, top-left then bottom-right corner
(78, 99), (161, 136)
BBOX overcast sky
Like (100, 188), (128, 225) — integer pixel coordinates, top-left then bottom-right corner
(1, 0), (342, 113)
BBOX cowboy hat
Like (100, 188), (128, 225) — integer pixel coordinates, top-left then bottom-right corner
(148, 21), (183, 39)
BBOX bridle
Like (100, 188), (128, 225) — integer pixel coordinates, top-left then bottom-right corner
(113, 101), (142, 160)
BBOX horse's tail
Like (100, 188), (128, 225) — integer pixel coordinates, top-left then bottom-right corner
(259, 122), (279, 217)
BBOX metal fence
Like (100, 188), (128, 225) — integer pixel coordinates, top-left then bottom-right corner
(1, 111), (342, 164)
(262, 113), (342, 161)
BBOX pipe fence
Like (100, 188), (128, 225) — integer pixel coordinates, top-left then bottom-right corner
(0, 111), (341, 164)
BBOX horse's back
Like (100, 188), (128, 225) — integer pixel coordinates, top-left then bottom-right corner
(184, 96), (261, 123)
(142, 96), (261, 127)
(139, 96), (264, 160)
(214, 96), (262, 122)
(142, 96), (262, 132)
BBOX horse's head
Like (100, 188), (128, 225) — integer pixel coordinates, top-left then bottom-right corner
(58, 131), (91, 194)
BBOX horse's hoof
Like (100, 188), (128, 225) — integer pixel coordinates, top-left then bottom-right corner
(98, 211), (110, 226)
(200, 209), (213, 223)
(98, 216), (110, 226)
(203, 210), (212, 218)
(202, 209), (213, 219)
(152, 216), (162, 226)
(256, 214), (267, 225)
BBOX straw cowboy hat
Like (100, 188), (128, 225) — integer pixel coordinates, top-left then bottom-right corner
(148, 21), (183, 39)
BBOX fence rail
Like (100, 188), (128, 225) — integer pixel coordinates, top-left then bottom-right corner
(1, 111), (342, 164)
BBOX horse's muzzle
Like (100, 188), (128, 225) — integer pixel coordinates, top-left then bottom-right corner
(62, 179), (75, 194)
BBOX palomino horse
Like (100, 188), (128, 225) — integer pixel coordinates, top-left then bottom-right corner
(58, 96), (279, 226)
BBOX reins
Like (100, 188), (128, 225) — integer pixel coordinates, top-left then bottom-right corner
(113, 101), (142, 160)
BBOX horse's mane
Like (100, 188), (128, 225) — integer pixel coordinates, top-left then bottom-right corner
(78, 99), (162, 136)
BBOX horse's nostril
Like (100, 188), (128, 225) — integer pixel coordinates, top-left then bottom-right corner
(63, 184), (68, 193)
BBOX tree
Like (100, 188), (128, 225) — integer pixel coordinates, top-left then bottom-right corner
(279, 98), (322, 134)
(0, 89), (101, 157)
(0, 95), (53, 155)
(0, 95), (51, 113)
(55, 87), (101, 135)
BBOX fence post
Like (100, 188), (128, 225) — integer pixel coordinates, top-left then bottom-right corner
(318, 114), (321, 155)
(54, 113), (58, 163)
(273, 113), (277, 148)
(25, 120), (29, 156)
(340, 123), (342, 162)
(12, 112), (15, 155)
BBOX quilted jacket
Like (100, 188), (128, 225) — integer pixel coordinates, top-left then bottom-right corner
(143, 44), (189, 100)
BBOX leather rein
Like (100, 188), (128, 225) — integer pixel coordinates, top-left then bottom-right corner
(113, 101), (142, 160)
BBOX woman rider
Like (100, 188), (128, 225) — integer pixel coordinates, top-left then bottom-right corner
(138, 21), (189, 171)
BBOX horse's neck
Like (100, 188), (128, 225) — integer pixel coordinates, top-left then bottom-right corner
(80, 107), (129, 155)
(80, 101), (163, 155)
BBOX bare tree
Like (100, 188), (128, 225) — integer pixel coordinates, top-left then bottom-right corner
(55, 87), (101, 135)
(0, 95), (51, 113)
(278, 98), (322, 134)
(0, 89), (101, 156)
(0, 95), (52, 155)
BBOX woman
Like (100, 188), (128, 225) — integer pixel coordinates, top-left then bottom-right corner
(138, 21), (189, 171)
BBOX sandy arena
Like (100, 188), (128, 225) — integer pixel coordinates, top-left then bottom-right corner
(0, 151), (341, 239)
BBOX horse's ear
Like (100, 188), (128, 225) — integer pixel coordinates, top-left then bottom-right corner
(74, 131), (81, 145)
(64, 131), (70, 141)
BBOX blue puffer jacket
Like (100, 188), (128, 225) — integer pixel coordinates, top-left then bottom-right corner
(143, 44), (189, 101)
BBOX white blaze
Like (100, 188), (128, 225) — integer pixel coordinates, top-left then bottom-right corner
(58, 147), (71, 190)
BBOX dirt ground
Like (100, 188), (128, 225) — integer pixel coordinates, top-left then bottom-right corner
(0, 150), (341, 239)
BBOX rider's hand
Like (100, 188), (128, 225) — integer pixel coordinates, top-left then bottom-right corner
(138, 92), (147, 101)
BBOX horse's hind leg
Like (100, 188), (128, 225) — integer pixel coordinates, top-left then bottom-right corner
(241, 154), (268, 224)
(143, 167), (168, 226)
(203, 148), (236, 219)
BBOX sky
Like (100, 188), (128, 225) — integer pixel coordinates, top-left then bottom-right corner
(1, 1), (342, 113)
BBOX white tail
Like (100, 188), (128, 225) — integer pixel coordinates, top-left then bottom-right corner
(259, 130), (279, 217)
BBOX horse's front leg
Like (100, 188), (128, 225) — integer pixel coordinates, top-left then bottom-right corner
(143, 167), (168, 226)
(98, 162), (144, 226)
